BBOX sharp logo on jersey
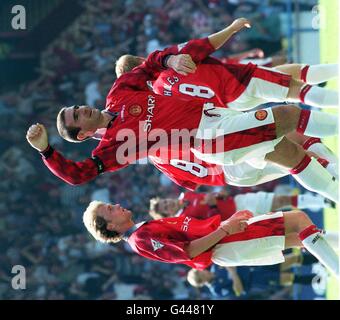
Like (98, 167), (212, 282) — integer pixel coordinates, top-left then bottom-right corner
(144, 95), (156, 132)
(255, 110), (268, 121)
(177, 42), (188, 51)
(151, 239), (164, 251)
(129, 104), (142, 117)
(181, 216), (192, 232)
(204, 107), (221, 118)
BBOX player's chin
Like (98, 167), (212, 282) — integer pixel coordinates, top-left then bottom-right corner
(123, 208), (132, 216)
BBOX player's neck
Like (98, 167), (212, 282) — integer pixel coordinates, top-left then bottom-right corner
(99, 111), (115, 129)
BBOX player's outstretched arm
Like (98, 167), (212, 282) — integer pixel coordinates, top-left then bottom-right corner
(208, 18), (251, 50)
(164, 18), (251, 75)
(26, 123), (101, 185)
(26, 123), (49, 152)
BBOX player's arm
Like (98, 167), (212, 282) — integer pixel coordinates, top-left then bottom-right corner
(26, 124), (103, 185)
(185, 210), (252, 258)
(145, 18), (251, 76)
(208, 18), (251, 50)
(164, 18), (251, 75)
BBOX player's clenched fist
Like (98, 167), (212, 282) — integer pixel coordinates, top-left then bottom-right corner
(230, 17), (251, 32)
(167, 54), (197, 76)
(220, 210), (253, 235)
(26, 123), (49, 152)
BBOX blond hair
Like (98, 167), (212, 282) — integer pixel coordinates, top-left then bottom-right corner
(115, 54), (145, 78)
(83, 200), (122, 243)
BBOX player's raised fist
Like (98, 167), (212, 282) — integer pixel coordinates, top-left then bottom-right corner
(166, 54), (197, 76)
(230, 18), (251, 32)
(26, 123), (49, 152)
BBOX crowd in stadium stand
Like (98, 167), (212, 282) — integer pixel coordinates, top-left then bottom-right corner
(0, 0), (319, 299)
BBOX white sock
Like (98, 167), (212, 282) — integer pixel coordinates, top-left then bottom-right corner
(297, 110), (338, 137)
(301, 64), (339, 85)
(325, 163), (339, 180)
(296, 194), (327, 209)
(299, 225), (339, 278)
(303, 138), (338, 164)
(323, 231), (339, 251)
(300, 85), (338, 108)
(302, 137), (339, 179)
(290, 156), (339, 203)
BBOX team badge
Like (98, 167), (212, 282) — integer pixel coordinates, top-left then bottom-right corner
(255, 110), (268, 121)
(151, 239), (164, 251)
(129, 104), (142, 116)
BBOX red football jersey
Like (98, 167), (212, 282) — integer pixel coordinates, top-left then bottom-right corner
(127, 214), (285, 270)
(149, 143), (226, 190)
(127, 215), (222, 270)
(41, 38), (217, 185)
(178, 191), (236, 221)
(152, 43), (258, 106)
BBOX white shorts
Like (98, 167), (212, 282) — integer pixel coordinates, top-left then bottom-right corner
(212, 212), (285, 267)
(227, 66), (291, 111)
(240, 57), (273, 67)
(193, 104), (282, 165)
(234, 191), (275, 215)
(223, 161), (288, 187)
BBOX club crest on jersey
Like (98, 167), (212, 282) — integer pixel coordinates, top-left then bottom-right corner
(129, 104), (142, 117)
(255, 110), (268, 121)
(151, 239), (164, 251)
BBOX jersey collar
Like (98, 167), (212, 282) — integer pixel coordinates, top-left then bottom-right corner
(122, 221), (146, 241)
(92, 110), (119, 140)
(103, 110), (119, 128)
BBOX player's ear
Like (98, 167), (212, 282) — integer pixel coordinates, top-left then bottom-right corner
(77, 130), (94, 141)
(107, 222), (116, 231)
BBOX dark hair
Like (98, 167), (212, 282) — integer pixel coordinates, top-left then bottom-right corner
(56, 106), (89, 143)
(94, 215), (121, 242)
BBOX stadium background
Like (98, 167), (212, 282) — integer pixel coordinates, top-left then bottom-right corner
(0, 0), (338, 300)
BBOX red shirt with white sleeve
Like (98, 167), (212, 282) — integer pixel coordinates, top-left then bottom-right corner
(127, 213), (285, 270)
(152, 43), (258, 106)
(40, 38), (217, 185)
(127, 215), (222, 270)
